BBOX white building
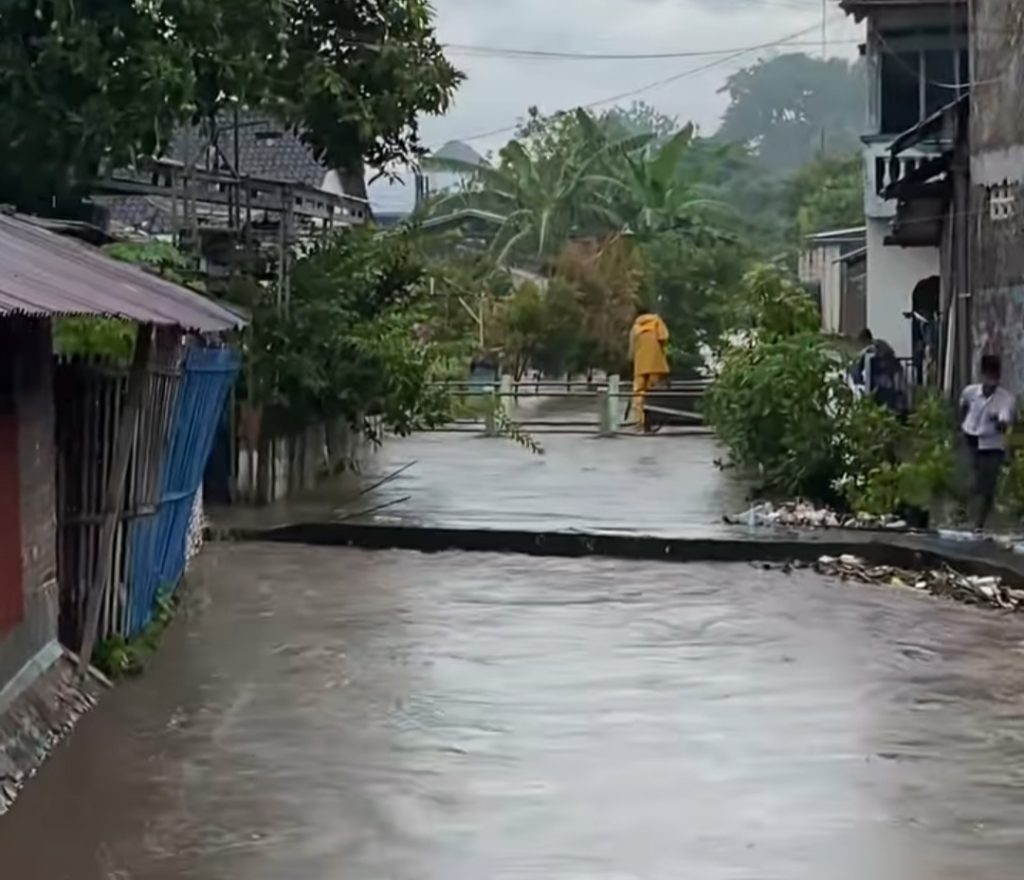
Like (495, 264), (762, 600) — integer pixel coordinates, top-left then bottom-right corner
(368, 140), (486, 223)
(839, 0), (966, 357)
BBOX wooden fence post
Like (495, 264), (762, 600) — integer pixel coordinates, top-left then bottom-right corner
(77, 325), (153, 675)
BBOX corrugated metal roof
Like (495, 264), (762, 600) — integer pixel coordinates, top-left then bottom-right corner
(0, 214), (245, 331)
(805, 226), (867, 243)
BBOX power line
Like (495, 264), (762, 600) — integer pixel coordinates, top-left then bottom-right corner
(443, 38), (860, 62)
(434, 20), (840, 148)
(874, 30), (1004, 90)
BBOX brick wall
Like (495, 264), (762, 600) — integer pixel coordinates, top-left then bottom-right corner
(0, 319), (58, 693)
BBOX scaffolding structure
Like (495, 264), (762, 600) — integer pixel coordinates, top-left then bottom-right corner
(91, 116), (368, 301)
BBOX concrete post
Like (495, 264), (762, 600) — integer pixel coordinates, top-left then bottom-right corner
(598, 387), (612, 437)
(607, 374), (620, 432)
(499, 374), (513, 414)
(483, 385), (497, 437)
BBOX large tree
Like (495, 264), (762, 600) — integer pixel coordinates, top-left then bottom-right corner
(279, 0), (462, 199)
(0, 0), (461, 211)
(785, 155), (865, 238)
(716, 53), (865, 173)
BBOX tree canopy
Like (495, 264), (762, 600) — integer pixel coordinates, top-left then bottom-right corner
(716, 54), (865, 173)
(0, 0), (462, 211)
(246, 228), (452, 437)
(785, 155), (865, 238)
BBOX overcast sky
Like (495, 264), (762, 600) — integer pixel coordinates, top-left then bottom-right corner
(371, 0), (863, 212)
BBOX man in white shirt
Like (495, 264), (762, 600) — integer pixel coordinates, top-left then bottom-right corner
(960, 354), (1016, 530)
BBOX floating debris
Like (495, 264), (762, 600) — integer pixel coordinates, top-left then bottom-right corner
(730, 503), (1024, 550)
(763, 554), (1023, 612)
(725, 501), (900, 531)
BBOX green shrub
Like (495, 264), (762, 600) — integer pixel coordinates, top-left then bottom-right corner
(835, 394), (903, 479)
(839, 392), (958, 518)
(706, 331), (848, 498)
(897, 393), (958, 508)
(727, 263), (820, 341)
(705, 264), (852, 499)
(93, 588), (177, 679)
(998, 448), (1024, 520)
(53, 317), (136, 360)
(843, 462), (902, 517)
(707, 264), (967, 513)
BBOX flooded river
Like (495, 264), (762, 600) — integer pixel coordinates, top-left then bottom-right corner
(4, 543), (1024, 878)
(216, 431), (748, 537)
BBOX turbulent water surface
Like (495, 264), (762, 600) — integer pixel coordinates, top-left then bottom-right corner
(3, 544), (1024, 879)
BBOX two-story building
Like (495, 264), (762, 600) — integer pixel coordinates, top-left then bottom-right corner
(839, 0), (967, 360)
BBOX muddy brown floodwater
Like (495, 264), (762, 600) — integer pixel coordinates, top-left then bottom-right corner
(5, 544), (1024, 879)
(215, 431), (749, 537)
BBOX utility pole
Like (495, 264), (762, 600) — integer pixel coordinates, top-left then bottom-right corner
(821, 0), (827, 60)
(820, 0), (828, 157)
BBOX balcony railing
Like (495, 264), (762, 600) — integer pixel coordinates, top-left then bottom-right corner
(862, 141), (943, 219)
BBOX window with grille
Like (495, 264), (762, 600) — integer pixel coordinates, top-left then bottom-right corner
(879, 46), (968, 135)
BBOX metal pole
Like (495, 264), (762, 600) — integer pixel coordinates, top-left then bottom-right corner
(607, 374), (621, 431)
(483, 386), (497, 437)
(233, 105), (241, 230)
(478, 292), (486, 347)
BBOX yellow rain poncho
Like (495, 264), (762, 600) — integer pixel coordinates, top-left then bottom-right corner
(630, 313), (670, 431)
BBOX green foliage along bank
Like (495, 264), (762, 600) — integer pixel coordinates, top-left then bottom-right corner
(241, 228), (453, 441)
(705, 266), (848, 500)
(705, 266), (1024, 526)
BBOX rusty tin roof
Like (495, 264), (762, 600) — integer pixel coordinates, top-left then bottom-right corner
(0, 213), (245, 331)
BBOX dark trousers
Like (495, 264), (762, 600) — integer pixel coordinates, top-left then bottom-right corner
(965, 434), (1004, 529)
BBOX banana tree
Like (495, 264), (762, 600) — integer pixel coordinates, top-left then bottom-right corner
(611, 123), (732, 241)
(424, 117), (646, 265)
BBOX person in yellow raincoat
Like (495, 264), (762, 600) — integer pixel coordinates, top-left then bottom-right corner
(630, 307), (670, 432)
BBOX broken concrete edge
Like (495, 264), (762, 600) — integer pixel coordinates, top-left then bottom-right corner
(207, 522), (1024, 587)
(0, 641), (63, 720)
(0, 653), (102, 816)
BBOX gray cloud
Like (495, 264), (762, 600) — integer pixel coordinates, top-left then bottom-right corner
(370, 0), (861, 211)
(419, 0), (862, 151)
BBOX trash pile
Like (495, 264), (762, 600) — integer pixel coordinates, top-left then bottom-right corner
(726, 501), (903, 531)
(769, 554), (1024, 611)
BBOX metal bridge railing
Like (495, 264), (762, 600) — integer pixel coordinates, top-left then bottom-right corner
(432, 375), (710, 436)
